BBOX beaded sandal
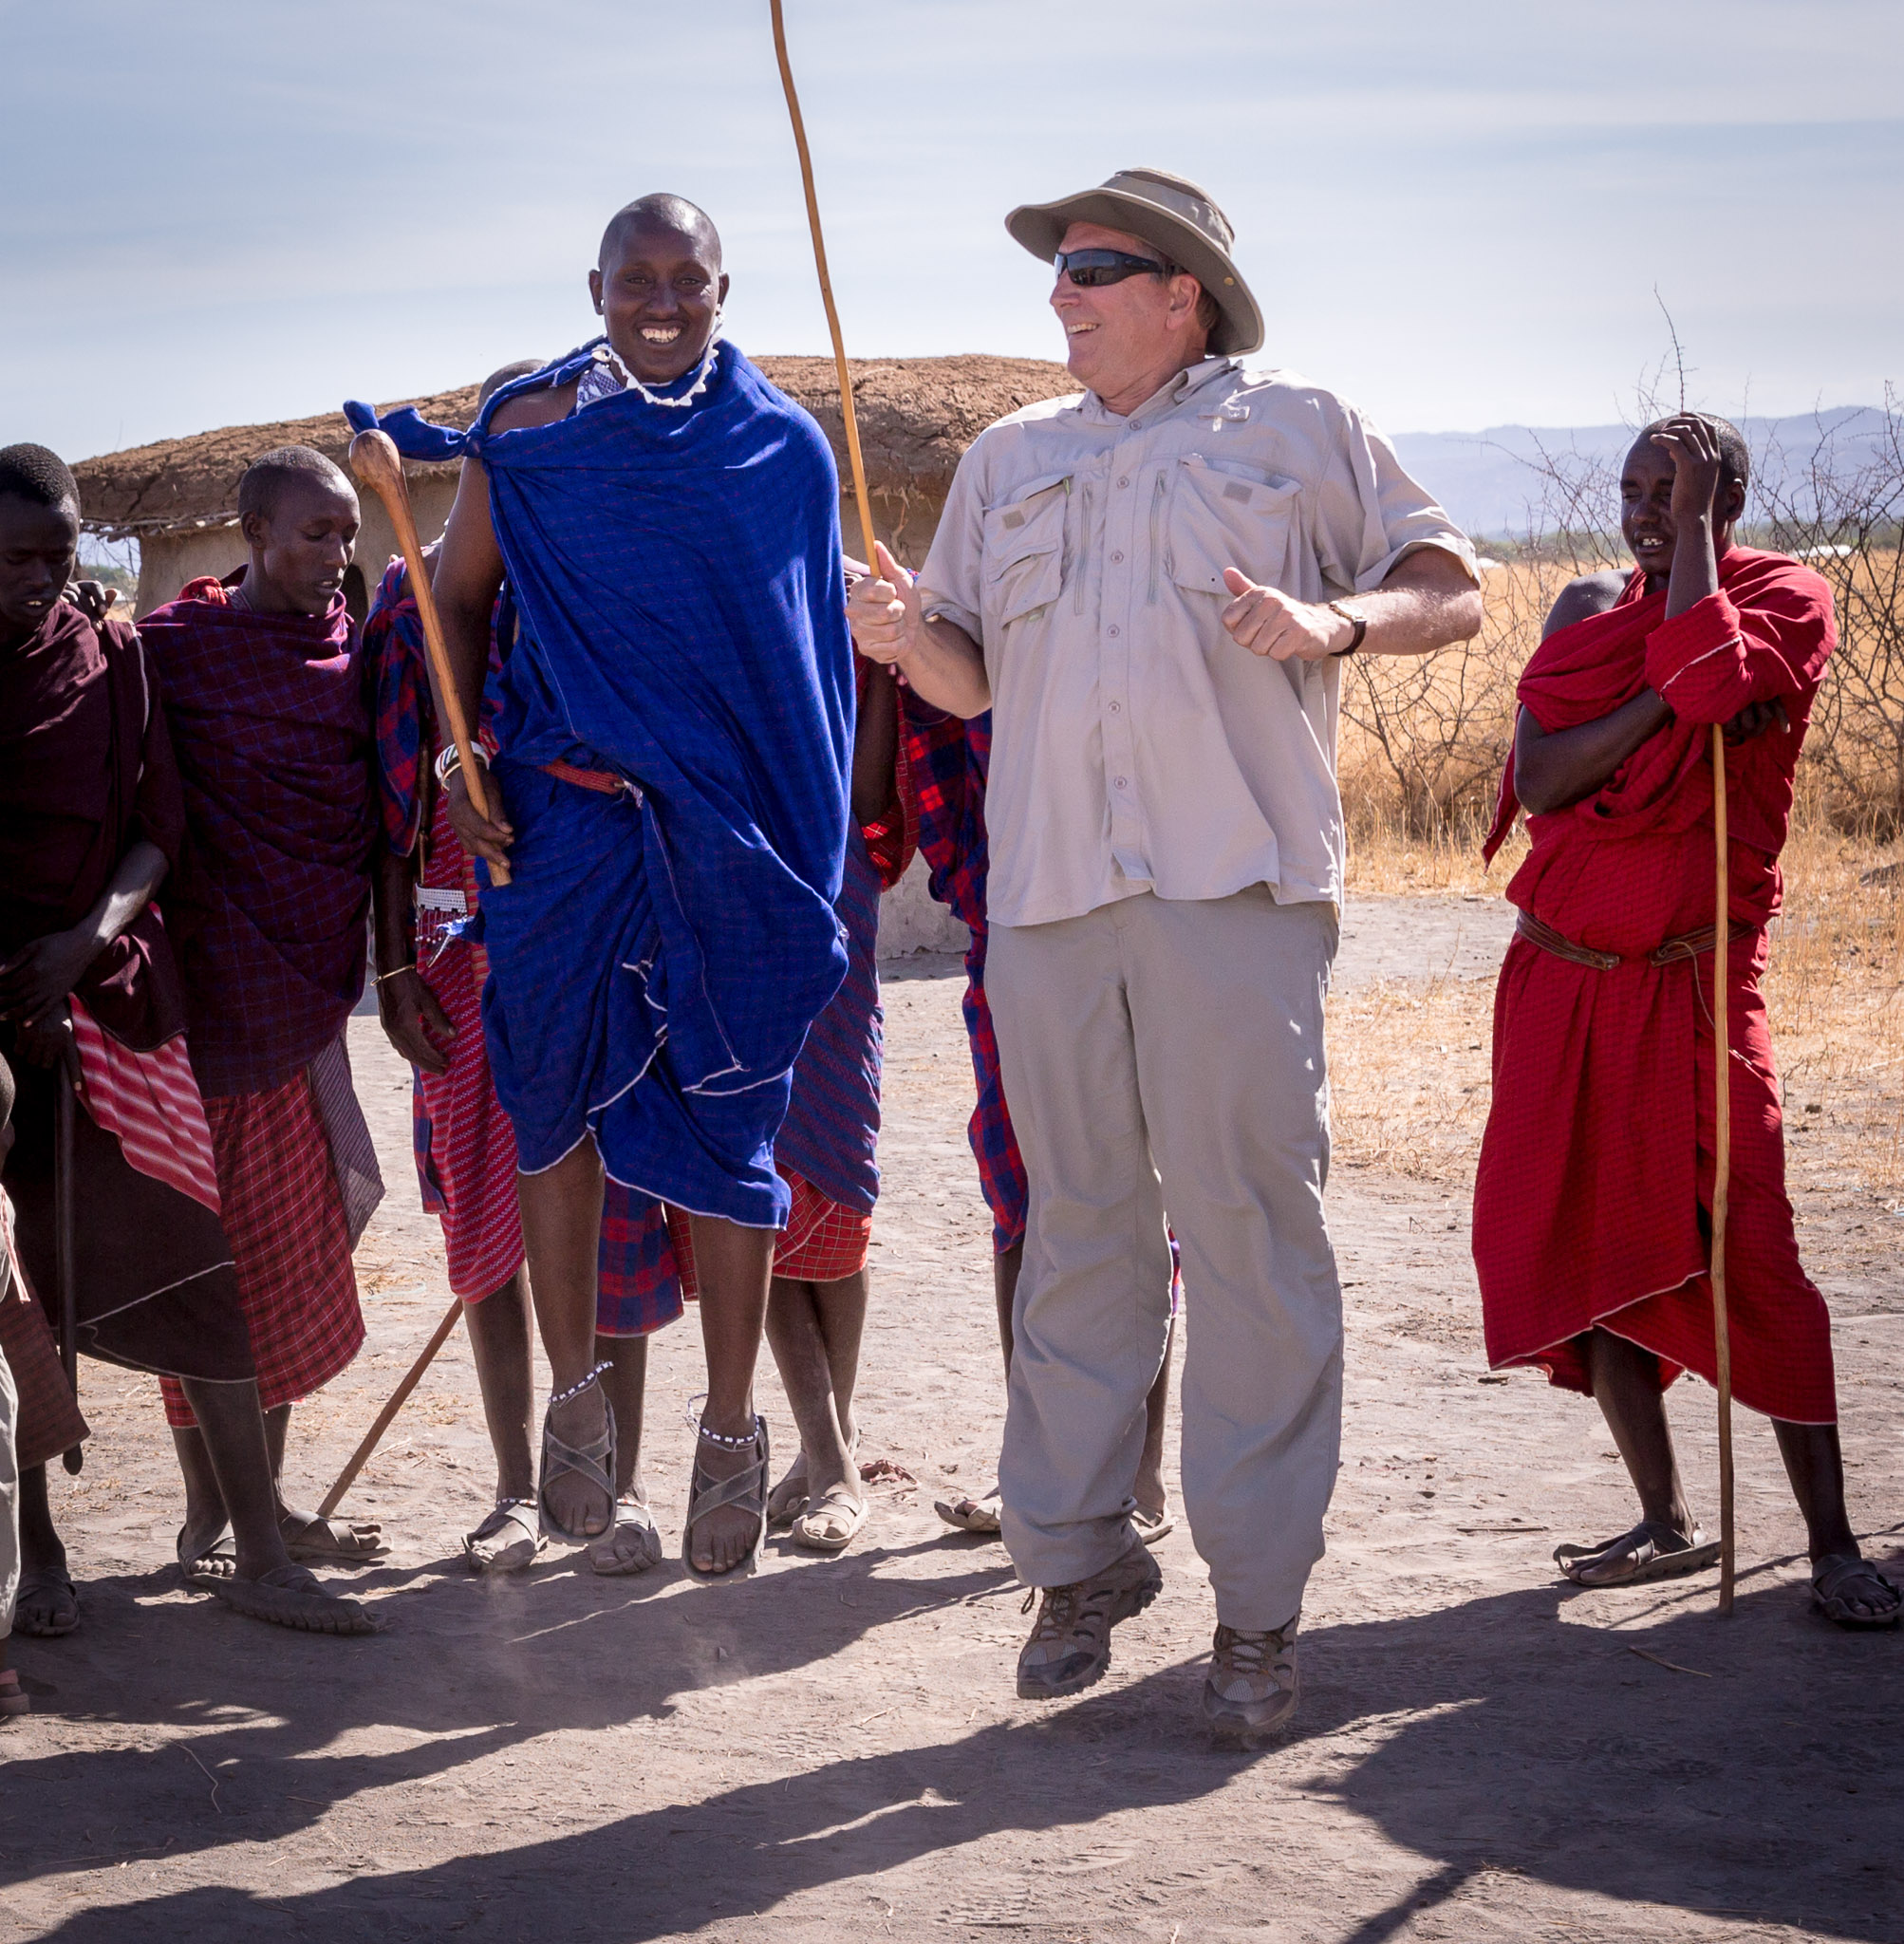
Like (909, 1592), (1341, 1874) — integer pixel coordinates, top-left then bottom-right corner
(537, 1363), (617, 1544)
(681, 1414), (770, 1583)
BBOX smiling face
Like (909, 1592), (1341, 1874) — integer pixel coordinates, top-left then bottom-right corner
(1620, 433), (1745, 581)
(588, 219), (728, 386)
(0, 492), (80, 645)
(1050, 219), (1209, 407)
(238, 475), (360, 617)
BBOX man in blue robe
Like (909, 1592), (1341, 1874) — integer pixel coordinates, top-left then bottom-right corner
(401, 195), (853, 1579)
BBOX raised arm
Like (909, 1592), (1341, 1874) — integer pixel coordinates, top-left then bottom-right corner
(427, 385), (572, 867)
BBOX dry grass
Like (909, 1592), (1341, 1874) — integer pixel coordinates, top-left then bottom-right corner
(1330, 820), (1904, 1207)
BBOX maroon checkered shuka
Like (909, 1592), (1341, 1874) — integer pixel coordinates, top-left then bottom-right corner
(160, 1070), (364, 1429)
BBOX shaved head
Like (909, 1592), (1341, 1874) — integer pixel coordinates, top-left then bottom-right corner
(1635, 412), (1751, 499)
(0, 441), (79, 514)
(599, 194), (721, 271)
(238, 444), (355, 524)
(477, 359), (544, 405)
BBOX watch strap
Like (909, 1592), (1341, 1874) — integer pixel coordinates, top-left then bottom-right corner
(1327, 601), (1367, 656)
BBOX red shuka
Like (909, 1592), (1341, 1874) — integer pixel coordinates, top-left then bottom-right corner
(1473, 549), (1839, 1423)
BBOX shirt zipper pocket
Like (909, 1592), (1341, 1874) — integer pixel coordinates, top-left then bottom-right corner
(1147, 472), (1167, 605)
(1073, 481), (1092, 615)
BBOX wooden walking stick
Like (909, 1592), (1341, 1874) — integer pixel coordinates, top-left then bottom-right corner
(770, 0), (879, 567)
(54, 1065), (83, 1476)
(318, 1293), (464, 1520)
(1710, 722), (1736, 1615)
(346, 430), (511, 886)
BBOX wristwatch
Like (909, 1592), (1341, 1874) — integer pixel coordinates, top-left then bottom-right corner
(1326, 601), (1368, 656)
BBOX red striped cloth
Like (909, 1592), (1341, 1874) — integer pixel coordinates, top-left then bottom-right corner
(161, 1069), (364, 1430)
(68, 996), (220, 1215)
(667, 1168), (872, 1297)
(411, 788), (527, 1302)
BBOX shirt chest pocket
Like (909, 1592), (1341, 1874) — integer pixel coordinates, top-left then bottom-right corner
(980, 478), (1071, 631)
(1165, 458), (1301, 601)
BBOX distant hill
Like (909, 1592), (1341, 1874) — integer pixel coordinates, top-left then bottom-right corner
(1391, 406), (1890, 541)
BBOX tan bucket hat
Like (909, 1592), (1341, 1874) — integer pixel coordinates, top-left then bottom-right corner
(1004, 167), (1263, 357)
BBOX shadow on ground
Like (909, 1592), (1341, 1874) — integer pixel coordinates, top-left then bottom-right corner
(8, 1536), (1899, 1941)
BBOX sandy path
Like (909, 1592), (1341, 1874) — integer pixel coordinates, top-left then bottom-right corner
(5, 898), (1899, 1944)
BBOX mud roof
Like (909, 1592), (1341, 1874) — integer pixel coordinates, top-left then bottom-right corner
(69, 354), (1075, 539)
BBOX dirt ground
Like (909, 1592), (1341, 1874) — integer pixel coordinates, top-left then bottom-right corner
(4, 894), (1900, 1944)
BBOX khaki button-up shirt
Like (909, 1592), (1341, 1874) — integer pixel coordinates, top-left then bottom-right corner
(918, 356), (1478, 928)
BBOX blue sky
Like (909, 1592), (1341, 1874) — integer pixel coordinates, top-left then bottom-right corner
(3, 0), (1897, 462)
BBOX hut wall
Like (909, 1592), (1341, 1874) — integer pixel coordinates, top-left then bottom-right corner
(131, 474), (461, 617)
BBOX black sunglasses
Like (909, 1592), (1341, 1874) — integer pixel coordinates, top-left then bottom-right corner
(1053, 248), (1179, 289)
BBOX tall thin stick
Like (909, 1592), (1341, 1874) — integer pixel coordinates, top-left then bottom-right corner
(54, 1068), (83, 1476)
(348, 430), (511, 885)
(770, 0), (879, 567)
(1710, 723), (1736, 1615)
(317, 1294), (463, 1519)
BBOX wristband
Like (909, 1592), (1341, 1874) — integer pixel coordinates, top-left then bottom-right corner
(433, 742), (491, 788)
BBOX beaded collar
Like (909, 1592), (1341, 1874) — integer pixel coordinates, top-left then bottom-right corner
(577, 339), (719, 414)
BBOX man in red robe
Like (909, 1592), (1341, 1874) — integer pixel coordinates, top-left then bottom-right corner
(1474, 413), (1898, 1628)
(140, 445), (390, 1580)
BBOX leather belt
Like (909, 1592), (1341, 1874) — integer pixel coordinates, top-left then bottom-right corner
(1515, 908), (1755, 972)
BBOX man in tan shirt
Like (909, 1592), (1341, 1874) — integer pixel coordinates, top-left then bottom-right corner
(851, 168), (1481, 1741)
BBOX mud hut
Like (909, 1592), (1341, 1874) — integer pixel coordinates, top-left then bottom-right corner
(69, 354), (1073, 619)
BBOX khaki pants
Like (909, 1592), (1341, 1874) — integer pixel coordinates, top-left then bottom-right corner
(990, 887), (1343, 1630)
(0, 1343), (18, 1641)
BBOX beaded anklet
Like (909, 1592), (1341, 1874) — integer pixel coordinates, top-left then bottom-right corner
(697, 1414), (764, 1451)
(548, 1361), (613, 1411)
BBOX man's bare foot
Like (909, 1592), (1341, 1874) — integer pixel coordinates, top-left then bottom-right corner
(542, 1380), (615, 1540)
(684, 1421), (766, 1579)
(279, 1507), (388, 1562)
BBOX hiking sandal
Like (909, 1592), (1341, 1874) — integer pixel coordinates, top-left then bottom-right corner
(793, 1482), (868, 1554)
(12, 1569), (80, 1637)
(589, 1495), (663, 1577)
(177, 1528), (237, 1590)
(538, 1363), (617, 1544)
(210, 1565), (379, 1636)
(681, 1415), (769, 1582)
(1555, 1522), (1719, 1586)
(464, 1500), (546, 1574)
(1811, 1552), (1902, 1629)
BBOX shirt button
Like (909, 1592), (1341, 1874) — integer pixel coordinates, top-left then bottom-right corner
(1114, 776), (1129, 789)
(1108, 625), (1120, 638)
(1111, 550), (1124, 563)
(1108, 701), (1122, 714)
(1117, 476), (1130, 488)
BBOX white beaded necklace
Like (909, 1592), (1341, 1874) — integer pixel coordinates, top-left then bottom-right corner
(588, 339), (718, 410)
